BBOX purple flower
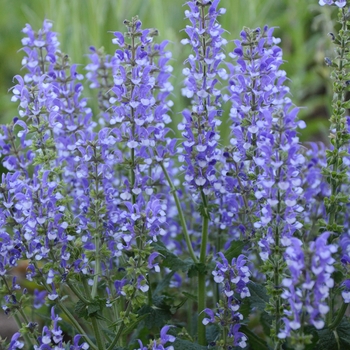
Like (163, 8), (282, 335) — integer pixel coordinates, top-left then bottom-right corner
(319, 0), (346, 7)
(34, 289), (47, 309)
(135, 325), (175, 350)
(204, 253), (249, 347)
(8, 333), (24, 350)
(70, 335), (89, 350)
(33, 308), (65, 349)
(279, 232), (337, 338)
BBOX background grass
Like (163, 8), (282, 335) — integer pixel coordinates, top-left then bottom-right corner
(0, 0), (339, 143)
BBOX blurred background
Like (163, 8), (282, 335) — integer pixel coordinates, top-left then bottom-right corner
(0, 0), (340, 145)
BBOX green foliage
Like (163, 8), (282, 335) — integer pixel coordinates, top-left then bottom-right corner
(173, 338), (207, 350)
(206, 324), (220, 345)
(316, 319), (350, 350)
(247, 283), (269, 311)
(240, 325), (271, 350)
(152, 241), (194, 273)
(74, 297), (105, 320)
(224, 240), (248, 261)
(137, 304), (172, 329)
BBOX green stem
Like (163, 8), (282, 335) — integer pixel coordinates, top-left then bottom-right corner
(32, 263), (97, 349)
(327, 7), (348, 325)
(106, 301), (133, 350)
(92, 151), (101, 299)
(0, 276), (37, 347)
(81, 277), (106, 348)
(198, 190), (209, 346)
(13, 312), (35, 349)
(159, 162), (198, 263)
(67, 280), (90, 304)
(58, 302), (98, 350)
(329, 301), (348, 330)
(91, 317), (105, 350)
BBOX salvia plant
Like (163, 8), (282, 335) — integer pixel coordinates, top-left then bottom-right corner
(1, 0), (350, 349)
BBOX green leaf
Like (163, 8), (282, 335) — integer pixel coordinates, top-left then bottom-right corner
(334, 318), (350, 348)
(75, 300), (89, 320)
(87, 302), (101, 316)
(224, 240), (247, 261)
(152, 241), (193, 272)
(206, 324), (220, 344)
(182, 291), (197, 301)
(173, 338), (207, 350)
(303, 325), (319, 350)
(260, 311), (273, 337)
(316, 327), (337, 350)
(187, 263), (207, 278)
(316, 319), (350, 350)
(137, 305), (172, 329)
(239, 297), (251, 319)
(153, 270), (175, 295)
(74, 297), (104, 320)
(248, 282), (269, 311)
(240, 325), (270, 350)
(120, 313), (149, 336)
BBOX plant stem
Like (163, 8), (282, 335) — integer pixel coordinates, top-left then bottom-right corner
(329, 301), (348, 330)
(106, 301), (133, 350)
(326, 7), (349, 326)
(91, 316), (105, 350)
(13, 312), (35, 349)
(159, 161), (198, 263)
(198, 189), (209, 346)
(58, 302), (98, 350)
(92, 148), (101, 300)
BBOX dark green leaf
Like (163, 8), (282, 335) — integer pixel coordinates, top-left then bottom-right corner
(75, 300), (89, 320)
(187, 263), (207, 278)
(316, 319), (350, 350)
(87, 302), (101, 316)
(334, 318), (350, 348)
(303, 325), (319, 350)
(206, 324), (220, 344)
(153, 270), (175, 295)
(74, 298), (104, 320)
(240, 325), (270, 350)
(239, 297), (251, 319)
(152, 241), (193, 272)
(260, 311), (273, 337)
(316, 327), (337, 350)
(138, 305), (172, 329)
(248, 282), (269, 311)
(152, 294), (173, 309)
(224, 240), (247, 261)
(121, 313), (149, 336)
(173, 338), (207, 350)
(182, 291), (197, 301)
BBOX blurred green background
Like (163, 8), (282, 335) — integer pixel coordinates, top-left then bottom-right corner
(0, 0), (339, 142)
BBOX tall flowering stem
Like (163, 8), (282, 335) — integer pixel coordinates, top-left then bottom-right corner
(321, 3), (350, 326)
(225, 26), (306, 348)
(204, 253), (250, 349)
(180, 0), (227, 344)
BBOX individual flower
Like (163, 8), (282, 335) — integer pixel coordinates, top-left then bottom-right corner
(8, 333), (24, 350)
(135, 325), (175, 350)
(70, 335), (89, 350)
(319, 0), (346, 7)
